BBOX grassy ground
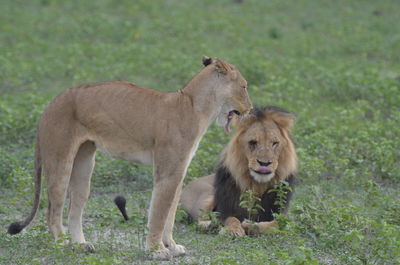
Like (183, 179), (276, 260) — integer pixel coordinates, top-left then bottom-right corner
(1, 0), (399, 264)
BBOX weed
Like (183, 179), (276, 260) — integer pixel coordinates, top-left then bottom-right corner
(239, 190), (264, 222)
(197, 209), (221, 234)
(269, 181), (292, 209)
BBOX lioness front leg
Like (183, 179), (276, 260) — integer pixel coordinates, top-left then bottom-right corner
(162, 180), (186, 257)
(146, 157), (188, 260)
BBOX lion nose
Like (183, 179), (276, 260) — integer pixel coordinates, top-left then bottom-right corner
(257, 160), (271, 167)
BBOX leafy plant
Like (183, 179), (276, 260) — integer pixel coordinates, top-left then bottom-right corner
(239, 189), (264, 222)
(197, 209), (221, 234)
(269, 181), (292, 209)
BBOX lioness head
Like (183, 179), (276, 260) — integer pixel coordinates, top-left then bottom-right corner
(223, 106), (297, 189)
(202, 56), (252, 134)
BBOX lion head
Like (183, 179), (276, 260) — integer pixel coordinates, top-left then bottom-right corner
(221, 106), (298, 192)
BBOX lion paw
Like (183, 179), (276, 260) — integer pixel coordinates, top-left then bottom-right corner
(198, 220), (212, 229)
(242, 221), (261, 235)
(219, 225), (245, 236)
(242, 220), (278, 235)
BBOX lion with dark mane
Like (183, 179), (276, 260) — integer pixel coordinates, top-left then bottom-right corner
(181, 106), (298, 235)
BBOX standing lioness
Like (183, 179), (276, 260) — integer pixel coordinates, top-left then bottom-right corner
(8, 57), (252, 259)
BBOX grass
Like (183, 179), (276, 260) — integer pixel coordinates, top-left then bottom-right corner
(1, 0), (399, 264)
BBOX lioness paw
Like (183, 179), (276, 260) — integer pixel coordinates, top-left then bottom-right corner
(151, 247), (172, 260)
(83, 242), (95, 253)
(167, 243), (186, 257)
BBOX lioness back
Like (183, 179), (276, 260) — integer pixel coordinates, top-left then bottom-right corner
(40, 81), (199, 165)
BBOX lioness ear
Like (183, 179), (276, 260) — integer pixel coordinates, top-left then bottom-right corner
(202, 56), (213, 67)
(215, 58), (231, 74)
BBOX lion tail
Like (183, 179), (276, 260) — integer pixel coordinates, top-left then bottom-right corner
(8, 140), (42, 235)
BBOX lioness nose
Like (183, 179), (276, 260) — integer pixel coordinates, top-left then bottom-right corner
(257, 160), (271, 167)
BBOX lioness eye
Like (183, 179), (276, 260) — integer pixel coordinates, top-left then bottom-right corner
(272, 141), (279, 147)
(248, 140), (258, 147)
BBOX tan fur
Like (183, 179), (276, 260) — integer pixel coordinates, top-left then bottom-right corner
(181, 107), (297, 235)
(221, 217), (245, 236)
(10, 57), (252, 259)
(180, 174), (215, 220)
(241, 219), (277, 235)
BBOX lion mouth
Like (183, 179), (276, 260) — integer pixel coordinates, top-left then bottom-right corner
(250, 166), (275, 183)
(224, 110), (240, 134)
(253, 166), (273, 175)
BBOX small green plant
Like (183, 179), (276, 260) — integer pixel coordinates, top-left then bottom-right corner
(268, 181), (292, 209)
(54, 233), (71, 247)
(211, 252), (239, 265)
(129, 192), (149, 250)
(82, 256), (120, 265)
(239, 190), (264, 221)
(198, 209), (221, 234)
(268, 27), (281, 39)
(275, 246), (320, 265)
(273, 213), (291, 230)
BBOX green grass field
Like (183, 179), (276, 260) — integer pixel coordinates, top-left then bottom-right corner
(1, 0), (399, 264)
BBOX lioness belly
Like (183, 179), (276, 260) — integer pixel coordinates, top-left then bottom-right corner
(94, 139), (153, 165)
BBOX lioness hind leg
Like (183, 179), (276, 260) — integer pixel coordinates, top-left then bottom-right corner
(68, 141), (96, 252)
(45, 157), (75, 243)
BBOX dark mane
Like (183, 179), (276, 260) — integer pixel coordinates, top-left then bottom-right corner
(251, 105), (291, 119)
(214, 163), (295, 223)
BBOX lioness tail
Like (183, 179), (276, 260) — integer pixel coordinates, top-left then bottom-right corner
(114, 195), (129, 221)
(8, 142), (42, 235)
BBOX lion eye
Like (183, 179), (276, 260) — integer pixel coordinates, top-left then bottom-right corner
(272, 141), (279, 147)
(248, 140), (258, 147)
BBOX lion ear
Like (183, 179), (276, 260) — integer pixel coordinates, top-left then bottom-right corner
(266, 108), (296, 133)
(202, 56), (213, 67)
(215, 58), (231, 74)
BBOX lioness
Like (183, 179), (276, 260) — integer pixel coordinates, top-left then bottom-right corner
(7, 57), (252, 259)
(181, 106), (297, 235)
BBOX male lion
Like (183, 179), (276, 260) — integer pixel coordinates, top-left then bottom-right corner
(7, 57), (252, 259)
(181, 106), (297, 236)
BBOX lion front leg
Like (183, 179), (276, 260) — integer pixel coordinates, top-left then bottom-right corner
(220, 216), (245, 236)
(241, 220), (278, 235)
